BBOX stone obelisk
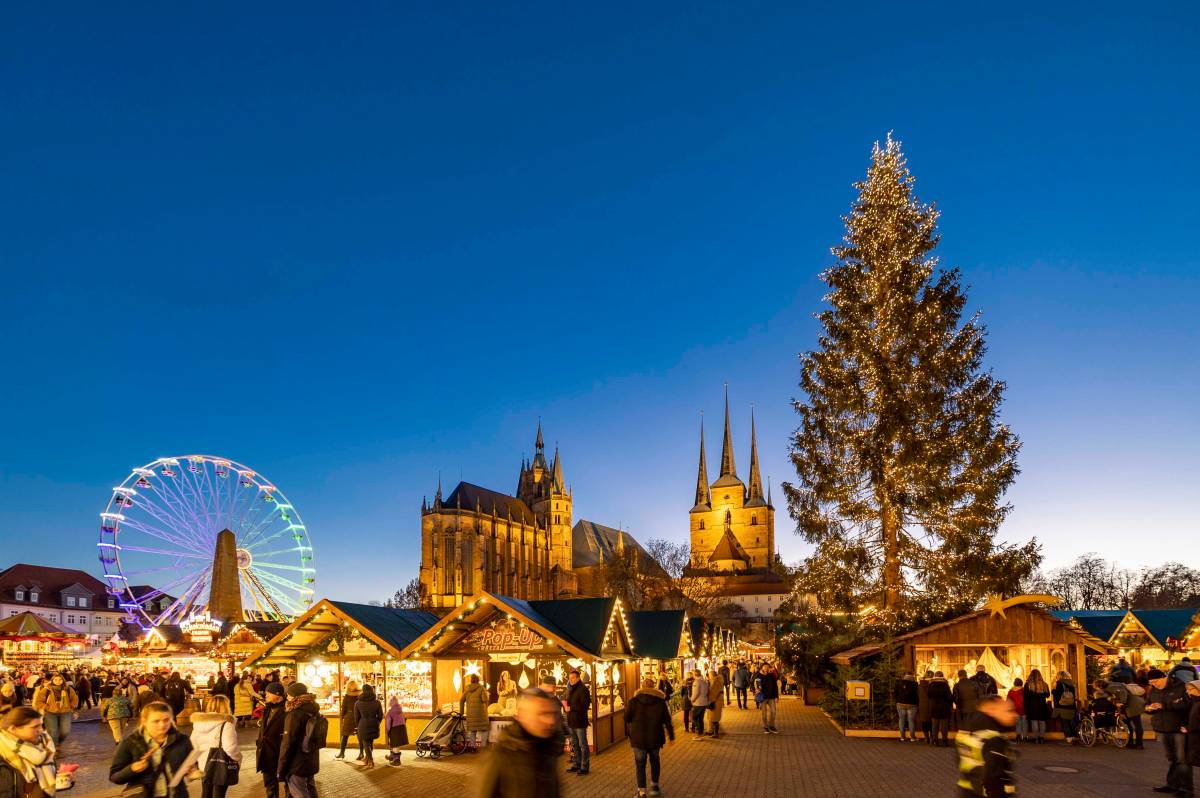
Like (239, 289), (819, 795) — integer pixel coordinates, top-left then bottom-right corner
(207, 529), (244, 622)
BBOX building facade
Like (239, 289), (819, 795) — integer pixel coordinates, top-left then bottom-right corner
(0, 564), (130, 639)
(419, 424), (656, 611)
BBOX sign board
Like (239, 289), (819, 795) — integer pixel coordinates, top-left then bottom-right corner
(461, 618), (545, 652)
(343, 636), (383, 657)
(845, 680), (871, 700)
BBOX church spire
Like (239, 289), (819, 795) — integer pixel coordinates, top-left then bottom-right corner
(747, 404), (764, 503)
(535, 420), (544, 453)
(719, 384), (737, 479)
(692, 414), (711, 510)
(552, 446), (563, 490)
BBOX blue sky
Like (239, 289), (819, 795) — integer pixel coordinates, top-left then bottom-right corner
(1, 2), (1196, 603)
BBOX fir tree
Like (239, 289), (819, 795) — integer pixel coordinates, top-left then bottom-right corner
(784, 134), (1038, 616)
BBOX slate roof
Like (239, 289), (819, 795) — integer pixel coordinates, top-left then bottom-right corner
(1129, 608), (1199, 648)
(628, 610), (689, 660)
(708, 527), (750, 565)
(327, 602), (440, 653)
(0, 564), (113, 608)
(440, 482), (537, 525)
(572, 520), (664, 575)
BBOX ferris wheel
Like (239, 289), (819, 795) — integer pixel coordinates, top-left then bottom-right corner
(98, 455), (315, 628)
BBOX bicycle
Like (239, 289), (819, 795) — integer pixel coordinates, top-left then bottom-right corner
(1077, 710), (1130, 748)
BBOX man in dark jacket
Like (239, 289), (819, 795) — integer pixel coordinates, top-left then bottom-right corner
(928, 672), (954, 747)
(277, 682), (321, 798)
(565, 670), (591, 775)
(757, 663), (780, 733)
(972, 666), (998, 698)
(731, 663), (751, 709)
(955, 696), (1017, 797)
(625, 677), (674, 798)
(257, 683), (287, 798)
(718, 661), (731, 704)
(1145, 668), (1191, 796)
(895, 672), (920, 741)
(477, 688), (563, 798)
(954, 670), (983, 727)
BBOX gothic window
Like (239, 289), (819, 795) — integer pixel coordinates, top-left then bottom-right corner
(461, 540), (474, 594)
(751, 515), (757, 525)
(699, 520), (705, 530)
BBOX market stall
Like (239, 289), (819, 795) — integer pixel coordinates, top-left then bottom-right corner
(242, 600), (439, 745)
(628, 609), (692, 690)
(398, 591), (638, 753)
(1106, 608), (1200, 668)
(0, 612), (90, 668)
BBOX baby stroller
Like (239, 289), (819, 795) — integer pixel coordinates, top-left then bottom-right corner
(414, 710), (468, 758)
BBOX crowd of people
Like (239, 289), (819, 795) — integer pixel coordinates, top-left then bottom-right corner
(897, 655), (1200, 797)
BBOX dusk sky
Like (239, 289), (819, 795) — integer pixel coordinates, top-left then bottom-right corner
(2, 3), (1196, 604)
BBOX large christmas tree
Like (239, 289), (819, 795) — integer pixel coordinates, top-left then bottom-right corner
(785, 135), (1038, 618)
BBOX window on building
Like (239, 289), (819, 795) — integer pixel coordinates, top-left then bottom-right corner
(14, 590), (23, 601)
(67, 615), (75, 624)
(108, 598), (115, 608)
(751, 515), (757, 525)
(79, 597), (88, 608)
(79, 615), (87, 624)
(29, 592), (38, 602)
(66, 596), (76, 607)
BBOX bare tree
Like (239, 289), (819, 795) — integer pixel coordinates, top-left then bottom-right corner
(644, 538), (725, 617)
(1131, 563), (1200, 608)
(383, 577), (422, 610)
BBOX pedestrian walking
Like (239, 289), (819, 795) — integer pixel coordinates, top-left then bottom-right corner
(1050, 671), (1078, 743)
(954, 695), (1017, 797)
(718, 661), (731, 705)
(276, 682), (322, 798)
(680, 673), (693, 733)
(1005, 678), (1026, 742)
(565, 670), (591, 776)
(707, 670), (725, 739)
(928, 671), (953, 747)
(31, 675), (77, 748)
(230, 674), (253, 726)
(110, 701), (195, 798)
(353, 684), (383, 769)
(895, 671), (919, 741)
(189, 695), (241, 798)
(460, 675), (490, 751)
(656, 670), (674, 702)
(101, 685), (134, 744)
(689, 670), (710, 739)
(163, 673), (190, 719)
(0, 685), (19, 717)
(256, 683), (286, 798)
(756, 663), (779, 734)
(1094, 678), (1145, 749)
(1108, 656), (1136, 684)
(625, 677), (674, 798)
(917, 671), (934, 744)
(1022, 670), (1050, 744)
(0, 707), (57, 798)
(333, 681), (361, 760)
(1145, 667), (1191, 796)
(732, 662), (751, 710)
(476, 688), (563, 798)
(75, 672), (92, 710)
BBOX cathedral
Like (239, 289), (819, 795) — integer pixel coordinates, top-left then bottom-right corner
(418, 424), (657, 611)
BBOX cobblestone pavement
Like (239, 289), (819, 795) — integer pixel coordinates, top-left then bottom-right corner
(61, 698), (1166, 798)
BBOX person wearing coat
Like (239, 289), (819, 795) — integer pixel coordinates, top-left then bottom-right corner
(689, 671), (711, 740)
(32, 675), (78, 748)
(731, 663), (751, 709)
(476, 689), (563, 798)
(460, 676), (490, 750)
(230, 676), (253, 725)
(277, 683), (320, 798)
(0, 686), (18, 717)
(189, 695), (241, 798)
(1145, 668), (1191, 796)
(256, 684), (286, 798)
(952, 670), (981, 729)
(565, 671), (591, 776)
(926, 671), (953, 747)
(624, 678), (674, 798)
(1051, 671), (1079, 742)
(334, 682), (361, 760)
(1022, 669), (1051, 743)
(1185, 681), (1200, 775)
(707, 671), (725, 739)
(916, 671), (934, 744)
(385, 697), (408, 762)
(353, 684), (383, 769)
(0, 707), (56, 798)
(101, 685), (135, 744)
(894, 672), (920, 741)
(110, 702), (196, 798)
(680, 674), (694, 733)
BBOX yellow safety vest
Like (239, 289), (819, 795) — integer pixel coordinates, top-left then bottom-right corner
(955, 728), (1016, 795)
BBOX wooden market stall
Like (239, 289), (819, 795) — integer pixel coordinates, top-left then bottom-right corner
(1107, 608), (1200, 668)
(242, 600), (439, 745)
(0, 612), (89, 668)
(832, 597), (1114, 705)
(398, 591), (638, 754)
(627, 609), (693, 690)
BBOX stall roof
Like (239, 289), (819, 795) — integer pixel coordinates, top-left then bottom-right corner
(243, 599), (439, 667)
(398, 592), (634, 662)
(1051, 610), (1126, 642)
(628, 610), (691, 660)
(831, 603), (1114, 666)
(0, 611), (87, 639)
(1122, 608), (1199, 650)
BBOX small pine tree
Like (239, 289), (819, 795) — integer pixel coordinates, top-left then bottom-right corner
(785, 134), (1038, 615)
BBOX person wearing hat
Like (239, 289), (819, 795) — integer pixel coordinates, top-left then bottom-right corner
(257, 683), (286, 798)
(277, 683), (321, 798)
(1145, 667), (1190, 796)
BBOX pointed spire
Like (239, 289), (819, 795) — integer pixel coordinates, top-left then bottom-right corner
(692, 414), (711, 510)
(535, 420), (544, 452)
(719, 384), (737, 479)
(767, 476), (773, 508)
(552, 446), (563, 490)
(747, 404), (764, 503)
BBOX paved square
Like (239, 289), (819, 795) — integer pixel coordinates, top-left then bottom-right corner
(63, 698), (1165, 797)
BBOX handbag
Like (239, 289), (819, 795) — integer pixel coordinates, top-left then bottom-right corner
(205, 722), (240, 786)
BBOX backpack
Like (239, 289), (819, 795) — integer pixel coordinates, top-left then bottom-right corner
(165, 683), (185, 705)
(301, 713), (329, 752)
(1058, 687), (1075, 707)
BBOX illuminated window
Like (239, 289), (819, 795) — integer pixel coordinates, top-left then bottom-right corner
(14, 590), (23, 601)
(29, 592), (38, 602)
(67, 615), (75, 624)
(79, 615), (87, 624)
(66, 596), (76, 607)
(79, 597), (88, 607)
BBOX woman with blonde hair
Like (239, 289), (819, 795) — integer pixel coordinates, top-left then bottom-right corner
(335, 681), (362, 761)
(110, 702), (195, 798)
(0, 707), (57, 798)
(1022, 669), (1051, 743)
(190, 695), (240, 798)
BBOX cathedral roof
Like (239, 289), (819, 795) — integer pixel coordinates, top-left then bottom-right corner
(572, 520), (663, 574)
(708, 526), (751, 566)
(441, 482), (537, 525)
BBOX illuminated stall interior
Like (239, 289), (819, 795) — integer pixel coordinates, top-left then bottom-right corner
(628, 609), (692, 692)
(1106, 608), (1200, 667)
(243, 600), (438, 744)
(399, 592), (637, 753)
(833, 598), (1113, 712)
(0, 612), (89, 668)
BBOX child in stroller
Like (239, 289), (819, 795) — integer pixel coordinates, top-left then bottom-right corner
(414, 708), (467, 758)
(1089, 690), (1118, 732)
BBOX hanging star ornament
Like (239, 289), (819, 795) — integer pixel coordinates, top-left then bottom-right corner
(984, 594), (1062, 619)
